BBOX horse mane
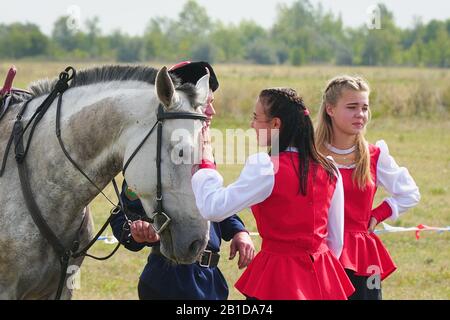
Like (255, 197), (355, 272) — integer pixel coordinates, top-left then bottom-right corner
(17, 65), (197, 106)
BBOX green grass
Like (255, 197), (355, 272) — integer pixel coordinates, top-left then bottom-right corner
(1, 62), (448, 299)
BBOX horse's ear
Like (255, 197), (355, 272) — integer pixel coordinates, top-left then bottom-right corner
(156, 66), (180, 109)
(195, 70), (210, 106)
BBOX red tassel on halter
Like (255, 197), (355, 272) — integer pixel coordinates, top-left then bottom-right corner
(0, 66), (17, 96)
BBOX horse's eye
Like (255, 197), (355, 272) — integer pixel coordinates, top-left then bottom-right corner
(179, 149), (184, 157)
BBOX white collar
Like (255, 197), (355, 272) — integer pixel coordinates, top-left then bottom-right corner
(325, 143), (356, 155)
(336, 163), (356, 169)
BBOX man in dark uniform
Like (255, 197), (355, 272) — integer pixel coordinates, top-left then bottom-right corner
(110, 61), (255, 300)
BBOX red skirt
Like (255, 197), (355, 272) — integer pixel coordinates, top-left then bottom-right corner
(339, 231), (397, 280)
(235, 241), (355, 300)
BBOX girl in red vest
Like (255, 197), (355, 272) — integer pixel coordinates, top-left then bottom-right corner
(192, 88), (355, 300)
(315, 75), (420, 299)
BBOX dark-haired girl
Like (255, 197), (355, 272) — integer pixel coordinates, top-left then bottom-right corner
(191, 88), (355, 300)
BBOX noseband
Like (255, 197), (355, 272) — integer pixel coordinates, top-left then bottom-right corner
(122, 104), (207, 234)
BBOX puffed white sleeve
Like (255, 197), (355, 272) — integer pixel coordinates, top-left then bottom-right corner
(375, 140), (420, 221)
(191, 152), (275, 222)
(326, 162), (345, 258)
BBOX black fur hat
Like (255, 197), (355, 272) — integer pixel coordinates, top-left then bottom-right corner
(168, 61), (219, 92)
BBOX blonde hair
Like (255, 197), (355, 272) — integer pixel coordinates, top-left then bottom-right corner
(315, 75), (372, 189)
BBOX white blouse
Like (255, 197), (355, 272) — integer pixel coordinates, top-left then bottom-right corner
(375, 140), (421, 220)
(191, 152), (345, 258)
(191, 153), (274, 222)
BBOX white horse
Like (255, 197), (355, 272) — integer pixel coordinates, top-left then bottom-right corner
(0, 65), (210, 299)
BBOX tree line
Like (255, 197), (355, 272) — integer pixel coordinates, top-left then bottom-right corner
(1, 0), (449, 67)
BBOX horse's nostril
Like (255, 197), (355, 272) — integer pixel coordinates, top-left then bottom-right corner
(189, 239), (203, 256)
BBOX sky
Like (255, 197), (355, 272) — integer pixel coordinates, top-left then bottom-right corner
(1, 0), (449, 35)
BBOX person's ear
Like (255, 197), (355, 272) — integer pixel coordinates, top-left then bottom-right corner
(272, 117), (282, 129)
(325, 103), (335, 117)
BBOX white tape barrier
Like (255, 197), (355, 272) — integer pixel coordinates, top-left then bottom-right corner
(97, 223), (449, 244)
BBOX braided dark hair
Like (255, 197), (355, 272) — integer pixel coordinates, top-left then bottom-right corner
(259, 88), (337, 195)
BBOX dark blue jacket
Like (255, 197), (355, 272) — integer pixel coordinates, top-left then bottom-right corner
(110, 181), (247, 300)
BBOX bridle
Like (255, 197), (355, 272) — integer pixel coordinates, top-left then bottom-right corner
(2, 66), (207, 299)
(122, 103), (207, 234)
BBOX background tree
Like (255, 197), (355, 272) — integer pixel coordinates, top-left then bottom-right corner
(0, 0), (449, 68)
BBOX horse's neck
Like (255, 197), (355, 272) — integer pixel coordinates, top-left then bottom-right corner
(22, 81), (157, 239)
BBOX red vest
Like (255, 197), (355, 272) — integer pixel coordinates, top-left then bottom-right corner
(339, 145), (397, 280)
(235, 151), (354, 300)
(341, 145), (380, 232)
(252, 152), (336, 254)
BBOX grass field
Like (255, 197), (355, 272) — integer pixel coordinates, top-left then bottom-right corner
(1, 61), (449, 299)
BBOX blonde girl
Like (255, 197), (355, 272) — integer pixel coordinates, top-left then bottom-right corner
(315, 75), (420, 300)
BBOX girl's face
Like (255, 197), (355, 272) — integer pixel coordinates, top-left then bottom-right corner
(251, 99), (279, 146)
(326, 89), (370, 136)
(203, 90), (216, 127)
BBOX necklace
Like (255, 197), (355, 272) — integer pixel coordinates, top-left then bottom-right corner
(326, 143), (356, 155)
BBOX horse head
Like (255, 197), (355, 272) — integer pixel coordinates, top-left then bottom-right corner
(123, 66), (210, 264)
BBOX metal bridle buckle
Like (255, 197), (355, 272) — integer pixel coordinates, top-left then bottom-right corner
(149, 211), (171, 234)
(198, 250), (212, 268)
(110, 206), (121, 215)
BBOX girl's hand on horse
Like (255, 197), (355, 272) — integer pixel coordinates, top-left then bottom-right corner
(130, 220), (160, 243)
(200, 125), (214, 163)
